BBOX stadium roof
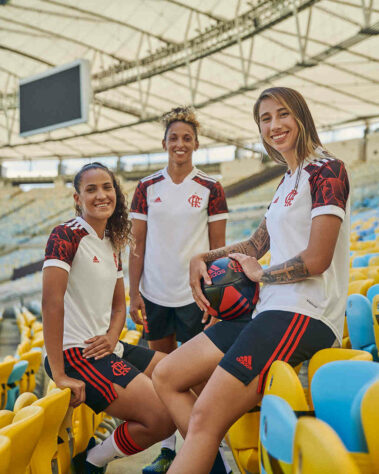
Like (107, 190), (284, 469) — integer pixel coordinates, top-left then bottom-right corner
(0, 0), (378, 161)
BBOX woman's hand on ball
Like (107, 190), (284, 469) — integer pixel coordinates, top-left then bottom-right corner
(229, 253), (263, 282)
(190, 255), (210, 311)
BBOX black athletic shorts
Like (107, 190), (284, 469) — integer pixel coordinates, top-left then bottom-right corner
(44, 341), (155, 414)
(142, 295), (204, 343)
(205, 310), (336, 393)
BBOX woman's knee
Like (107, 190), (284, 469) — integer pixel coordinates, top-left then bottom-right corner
(152, 357), (174, 392)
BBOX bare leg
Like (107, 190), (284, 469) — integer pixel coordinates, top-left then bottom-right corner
(153, 333), (224, 437)
(105, 374), (176, 448)
(167, 367), (263, 474)
(143, 350), (166, 379)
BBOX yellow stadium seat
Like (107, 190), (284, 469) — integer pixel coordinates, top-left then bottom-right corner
(367, 266), (379, 284)
(16, 339), (32, 357)
(119, 327), (128, 340)
(372, 295), (379, 360)
(361, 380), (379, 472)
(0, 411), (14, 429)
(22, 309), (37, 328)
(341, 318), (351, 349)
(293, 417), (360, 474)
(123, 330), (141, 345)
(370, 256), (379, 266)
(19, 350), (42, 393)
(0, 435), (11, 474)
(349, 271), (367, 282)
(13, 392), (38, 412)
(0, 360), (15, 410)
(72, 403), (96, 456)
(226, 411), (260, 474)
(31, 388), (71, 474)
(348, 279), (375, 296)
(307, 348), (373, 409)
(264, 360), (308, 411)
(0, 405), (44, 474)
(30, 334), (44, 349)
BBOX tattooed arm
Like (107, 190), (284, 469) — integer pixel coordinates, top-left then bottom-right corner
(203, 218), (270, 262)
(231, 214), (342, 285)
(190, 218), (270, 310)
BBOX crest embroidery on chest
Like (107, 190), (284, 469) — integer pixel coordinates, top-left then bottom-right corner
(188, 194), (202, 208)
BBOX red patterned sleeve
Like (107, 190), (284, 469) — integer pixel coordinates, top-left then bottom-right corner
(44, 225), (76, 267)
(309, 160), (349, 218)
(208, 181), (228, 222)
(130, 181), (147, 216)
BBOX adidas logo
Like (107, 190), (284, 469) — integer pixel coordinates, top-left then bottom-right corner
(236, 355), (252, 370)
(93, 256), (100, 263)
(208, 264), (226, 278)
(154, 197), (162, 203)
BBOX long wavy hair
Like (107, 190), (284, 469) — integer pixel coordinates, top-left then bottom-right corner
(73, 162), (131, 251)
(253, 87), (323, 166)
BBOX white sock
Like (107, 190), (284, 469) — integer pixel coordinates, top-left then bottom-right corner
(219, 444), (232, 473)
(161, 433), (176, 452)
(86, 434), (125, 467)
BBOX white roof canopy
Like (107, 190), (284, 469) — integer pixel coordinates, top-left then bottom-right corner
(0, 0), (378, 161)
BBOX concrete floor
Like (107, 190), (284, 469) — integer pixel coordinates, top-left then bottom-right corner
(106, 432), (238, 473)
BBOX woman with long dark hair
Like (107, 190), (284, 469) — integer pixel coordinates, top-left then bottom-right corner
(42, 162), (175, 473)
(153, 87), (350, 473)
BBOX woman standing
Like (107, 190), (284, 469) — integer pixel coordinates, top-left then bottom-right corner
(152, 87), (350, 474)
(42, 162), (175, 474)
(129, 106), (229, 473)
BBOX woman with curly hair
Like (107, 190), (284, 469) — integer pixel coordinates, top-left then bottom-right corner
(42, 162), (175, 473)
(129, 107), (230, 473)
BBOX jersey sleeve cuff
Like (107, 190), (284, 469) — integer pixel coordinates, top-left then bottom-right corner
(130, 212), (147, 221)
(311, 204), (345, 221)
(208, 212), (229, 223)
(43, 259), (71, 273)
(117, 271), (124, 279)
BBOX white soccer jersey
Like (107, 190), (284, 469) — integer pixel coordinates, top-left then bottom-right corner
(43, 216), (124, 353)
(130, 166), (228, 307)
(255, 153), (350, 344)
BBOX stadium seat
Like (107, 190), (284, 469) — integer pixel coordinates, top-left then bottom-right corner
(361, 380), (379, 472)
(369, 256), (379, 266)
(349, 271), (366, 282)
(372, 295), (379, 359)
(367, 283), (379, 303)
(30, 388), (71, 474)
(346, 294), (378, 360)
(0, 360), (15, 410)
(0, 435), (11, 474)
(72, 402), (97, 456)
(226, 410), (260, 474)
(348, 279), (374, 295)
(307, 348), (372, 409)
(0, 405), (44, 474)
(259, 395), (297, 473)
(5, 360), (28, 410)
(367, 266), (379, 284)
(19, 349), (42, 393)
(264, 360), (308, 411)
(311, 360), (379, 453)
(293, 417), (360, 474)
(0, 411), (15, 428)
(13, 392), (38, 412)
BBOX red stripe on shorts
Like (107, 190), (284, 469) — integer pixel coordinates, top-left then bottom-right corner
(277, 314), (306, 361)
(65, 348), (113, 403)
(284, 315), (310, 362)
(257, 313), (300, 392)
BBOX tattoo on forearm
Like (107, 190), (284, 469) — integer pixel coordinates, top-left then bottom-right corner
(203, 219), (270, 263)
(261, 255), (309, 284)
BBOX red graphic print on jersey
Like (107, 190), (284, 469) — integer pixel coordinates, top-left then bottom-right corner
(307, 159), (349, 211)
(130, 175), (165, 215)
(236, 356), (252, 370)
(192, 177), (228, 216)
(284, 189), (298, 207)
(44, 221), (88, 266)
(188, 194), (202, 208)
(111, 360), (131, 376)
(113, 253), (118, 268)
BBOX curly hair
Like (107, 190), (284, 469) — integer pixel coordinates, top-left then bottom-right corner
(73, 162), (132, 251)
(253, 87), (323, 166)
(160, 106), (200, 141)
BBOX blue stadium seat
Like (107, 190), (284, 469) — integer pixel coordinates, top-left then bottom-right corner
(259, 395), (297, 473)
(5, 360), (28, 410)
(311, 360), (379, 452)
(367, 284), (379, 303)
(346, 294), (377, 360)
